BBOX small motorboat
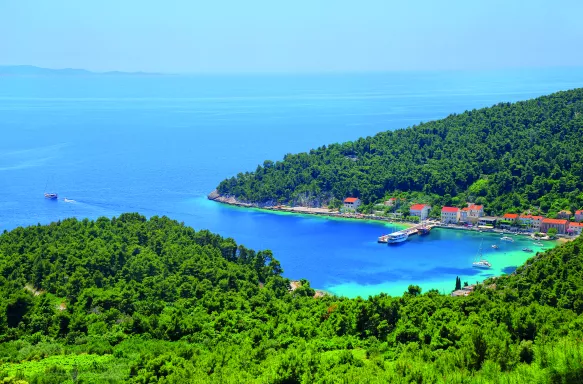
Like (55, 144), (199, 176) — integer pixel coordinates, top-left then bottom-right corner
(522, 248), (533, 253)
(44, 193), (58, 200)
(491, 244), (499, 249)
(533, 242), (544, 247)
(501, 236), (514, 242)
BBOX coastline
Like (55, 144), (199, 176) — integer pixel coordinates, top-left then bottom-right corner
(207, 190), (414, 228)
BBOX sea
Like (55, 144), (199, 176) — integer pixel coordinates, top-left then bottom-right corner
(1, 67), (583, 297)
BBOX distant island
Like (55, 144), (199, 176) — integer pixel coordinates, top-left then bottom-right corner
(212, 89), (583, 219)
(0, 65), (163, 76)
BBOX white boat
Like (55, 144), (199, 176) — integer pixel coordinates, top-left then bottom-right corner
(387, 231), (408, 244)
(533, 242), (544, 247)
(491, 244), (499, 249)
(500, 236), (514, 242)
(472, 238), (492, 269)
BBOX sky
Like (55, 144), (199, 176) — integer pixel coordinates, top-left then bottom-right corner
(1, 0), (583, 74)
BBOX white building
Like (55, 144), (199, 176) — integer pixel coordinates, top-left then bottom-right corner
(343, 197), (361, 211)
(441, 206), (460, 224)
(410, 204), (431, 221)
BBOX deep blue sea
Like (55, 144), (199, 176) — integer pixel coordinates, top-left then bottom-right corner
(1, 68), (582, 297)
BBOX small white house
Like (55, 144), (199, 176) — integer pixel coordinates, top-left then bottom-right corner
(441, 207), (460, 224)
(410, 204), (431, 221)
(344, 197), (361, 211)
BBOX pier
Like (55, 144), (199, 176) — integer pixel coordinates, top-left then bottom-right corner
(378, 222), (437, 243)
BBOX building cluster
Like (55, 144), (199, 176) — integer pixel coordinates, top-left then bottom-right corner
(440, 205), (583, 236)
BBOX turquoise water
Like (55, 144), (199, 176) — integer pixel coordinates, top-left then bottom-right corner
(0, 69), (577, 297)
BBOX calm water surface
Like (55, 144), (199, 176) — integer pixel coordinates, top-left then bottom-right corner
(1, 69), (580, 297)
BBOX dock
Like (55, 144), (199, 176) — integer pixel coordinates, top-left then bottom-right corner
(378, 222), (437, 243)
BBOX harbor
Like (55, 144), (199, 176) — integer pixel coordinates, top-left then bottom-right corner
(378, 222), (437, 243)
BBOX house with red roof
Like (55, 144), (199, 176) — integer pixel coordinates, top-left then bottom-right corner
(575, 210), (583, 222)
(441, 206), (460, 224)
(541, 218), (569, 234)
(410, 204), (431, 221)
(459, 207), (470, 223)
(384, 197), (398, 207)
(568, 221), (583, 236)
(467, 204), (484, 219)
(343, 197), (361, 211)
(531, 216), (544, 232)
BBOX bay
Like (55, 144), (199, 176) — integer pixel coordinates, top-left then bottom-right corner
(1, 68), (580, 297)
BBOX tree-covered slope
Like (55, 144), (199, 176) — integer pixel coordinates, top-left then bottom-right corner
(1, 215), (583, 382)
(216, 88), (583, 214)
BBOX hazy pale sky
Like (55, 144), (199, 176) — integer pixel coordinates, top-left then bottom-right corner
(1, 0), (582, 73)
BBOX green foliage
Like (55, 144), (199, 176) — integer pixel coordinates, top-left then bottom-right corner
(1, 214), (583, 382)
(217, 89), (583, 214)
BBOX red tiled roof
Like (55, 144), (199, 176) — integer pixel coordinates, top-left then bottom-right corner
(531, 216), (544, 220)
(503, 213), (519, 219)
(519, 214), (532, 219)
(468, 204), (483, 210)
(389, 197), (397, 201)
(344, 197), (359, 203)
(462, 207), (471, 211)
(542, 218), (568, 225)
(441, 206), (459, 213)
(569, 222), (583, 227)
(410, 204), (428, 211)
(576, 210), (583, 215)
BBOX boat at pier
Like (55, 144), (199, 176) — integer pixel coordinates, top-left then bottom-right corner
(387, 231), (408, 244)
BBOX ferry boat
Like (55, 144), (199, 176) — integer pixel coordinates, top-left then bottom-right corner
(472, 238), (492, 269)
(44, 193), (58, 200)
(500, 236), (514, 242)
(387, 231), (408, 244)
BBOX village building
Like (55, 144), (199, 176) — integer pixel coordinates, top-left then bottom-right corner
(343, 197), (361, 211)
(441, 206), (460, 224)
(410, 204), (431, 221)
(502, 213), (519, 222)
(575, 210), (583, 222)
(568, 222), (583, 236)
(531, 216), (544, 232)
(541, 218), (569, 235)
(468, 204), (484, 218)
(384, 197), (397, 207)
(459, 207), (470, 223)
(478, 216), (498, 227)
(557, 210), (572, 220)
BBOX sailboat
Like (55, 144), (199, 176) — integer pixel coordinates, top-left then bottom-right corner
(44, 178), (58, 200)
(473, 238), (492, 269)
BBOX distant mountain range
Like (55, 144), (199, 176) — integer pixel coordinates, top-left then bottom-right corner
(0, 65), (162, 76)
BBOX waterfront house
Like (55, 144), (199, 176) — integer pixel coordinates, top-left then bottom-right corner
(503, 213), (519, 222)
(531, 216), (544, 232)
(478, 216), (497, 227)
(557, 210), (572, 220)
(541, 218), (568, 235)
(467, 204), (484, 219)
(410, 204), (431, 221)
(343, 197), (361, 211)
(519, 214), (533, 231)
(575, 210), (583, 222)
(384, 197), (397, 207)
(441, 206), (460, 224)
(568, 222), (583, 236)
(459, 207), (470, 223)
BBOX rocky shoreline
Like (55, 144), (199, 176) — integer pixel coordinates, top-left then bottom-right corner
(207, 190), (414, 225)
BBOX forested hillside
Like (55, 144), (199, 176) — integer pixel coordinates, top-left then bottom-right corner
(1, 215), (583, 383)
(216, 89), (583, 214)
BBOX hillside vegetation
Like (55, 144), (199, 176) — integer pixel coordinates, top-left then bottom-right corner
(216, 88), (583, 215)
(1, 214), (583, 382)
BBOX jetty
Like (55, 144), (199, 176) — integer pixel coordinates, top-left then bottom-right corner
(378, 222), (437, 243)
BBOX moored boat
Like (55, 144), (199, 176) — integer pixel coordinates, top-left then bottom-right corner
(500, 236), (514, 242)
(491, 244), (499, 249)
(387, 231), (408, 244)
(533, 242), (544, 247)
(472, 238), (492, 269)
(522, 248), (533, 252)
